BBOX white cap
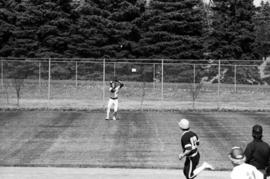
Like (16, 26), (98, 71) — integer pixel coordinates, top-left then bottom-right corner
(228, 146), (246, 165)
(178, 118), (190, 130)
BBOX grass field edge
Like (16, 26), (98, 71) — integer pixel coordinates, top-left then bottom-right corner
(0, 164), (232, 171)
(1, 107), (270, 112)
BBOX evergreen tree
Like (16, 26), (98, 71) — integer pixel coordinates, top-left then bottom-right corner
(0, 0), (75, 57)
(205, 0), (263, 84)
(254, 1), (270, 60)
(103, 0), (143, 58)
(67, 0), (142, 58)
(207, 0), (257, 62)
(0, 0), (20, 56)
(67, 0), (111, 58)
(134, 0), (206, 59)
(11, 1), (39, 57)
(26, 0), (74, 57)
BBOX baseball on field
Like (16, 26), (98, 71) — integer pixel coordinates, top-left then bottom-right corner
(132, 68), (137, 72)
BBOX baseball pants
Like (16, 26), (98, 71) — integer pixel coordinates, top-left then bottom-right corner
(106, 98), (118, 118)
(183, 153), (200, 179)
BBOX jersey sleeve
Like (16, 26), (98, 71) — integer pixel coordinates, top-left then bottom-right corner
(109, 87), (115, 93)
(195, 133), (200, 146)
(181, 134), (192, 151)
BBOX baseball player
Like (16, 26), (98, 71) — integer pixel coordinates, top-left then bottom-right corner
(105, 79), (124, 120)
(229, 146), (264, 179)
(178, 118), (214, 179)
(244, 124), (270, 179)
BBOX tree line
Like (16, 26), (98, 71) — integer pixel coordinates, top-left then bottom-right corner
(0, 0), (269, 61)
(0, 0), (270, 86)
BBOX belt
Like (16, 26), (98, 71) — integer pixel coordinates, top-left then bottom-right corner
(110, 97), (118, 100)
(188, 152), (198, 158)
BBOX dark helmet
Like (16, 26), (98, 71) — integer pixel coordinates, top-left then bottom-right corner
(252, 124), (263, 139)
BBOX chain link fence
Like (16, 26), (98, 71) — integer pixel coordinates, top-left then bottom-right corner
(0, 58), (270, 110)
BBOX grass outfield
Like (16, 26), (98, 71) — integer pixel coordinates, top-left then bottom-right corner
(0, 110), (270, 171)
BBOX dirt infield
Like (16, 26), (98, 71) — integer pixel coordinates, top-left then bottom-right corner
(0, 167), (230, 179)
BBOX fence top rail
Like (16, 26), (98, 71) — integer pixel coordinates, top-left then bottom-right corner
(0, 57), (263, 63)
(0, 58), (262, 67)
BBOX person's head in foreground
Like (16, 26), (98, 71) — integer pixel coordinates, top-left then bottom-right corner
(252, 124), (263, 140)
(228, 146), (246, 166)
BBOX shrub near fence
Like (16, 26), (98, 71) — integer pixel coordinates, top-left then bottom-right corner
(0, 58), (270, 110)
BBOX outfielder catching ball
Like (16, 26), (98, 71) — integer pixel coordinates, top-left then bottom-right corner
(105, 79), (124, 120)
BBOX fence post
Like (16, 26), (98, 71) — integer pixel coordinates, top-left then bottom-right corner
(218, 59), (221, 109)
(1, 59), (3, 90)
(161, 59), (164, 101)
(103, 58), (106, 107)
(153, 63), (155, 89)
(193, 64), (196, 91)
(38, 61), (41, 93)
(75, 61), (78, 88)
(113, 62), (116, 78)
(234, 65), (237, 93)
(48, 58), (51, 100)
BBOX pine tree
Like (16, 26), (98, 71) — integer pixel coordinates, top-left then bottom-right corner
(254, 1), (270, 60)
(0, 0), (20, 56)
(67, 0), (110, 58)
(25, 0), (74, 57)
(207, 0), (257, 62)
(134, 0), (206, 59)
(99, 0), (142, 58)
(69, 0), (142, 58)
(205, 0), (262, 84)
(1, 0), (75, 57)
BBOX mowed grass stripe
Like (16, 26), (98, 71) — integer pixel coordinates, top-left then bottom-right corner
(141, 112), (180, 169)
(0, 111), (60, 165)
(108, 112), (154, 168)
(0, 111), (270, 170)
(1, 112), (82, 165)
(0, 112), (80, 165)
(37, 112), (118, 166)
(146, 112), (183, 169)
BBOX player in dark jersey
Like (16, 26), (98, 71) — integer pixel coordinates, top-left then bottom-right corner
(244, 124), (270, 179)
(178, 118), (214, 179)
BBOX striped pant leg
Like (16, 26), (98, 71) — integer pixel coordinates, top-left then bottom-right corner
(183, 153), (200, 179)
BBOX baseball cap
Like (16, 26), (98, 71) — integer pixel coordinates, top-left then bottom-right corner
(252, 124), (262, 134)
(178, 119), (190, 130)
(228, 146), (246, 165)
(252, 124), (262, 138)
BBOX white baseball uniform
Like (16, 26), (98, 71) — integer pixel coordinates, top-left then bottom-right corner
(231, 163), (263, 179)
(106, 81), (123, 120)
